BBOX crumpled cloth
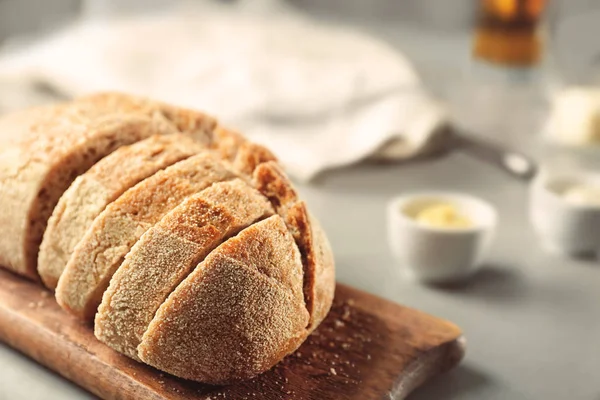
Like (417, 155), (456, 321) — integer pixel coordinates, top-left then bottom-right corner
(0, 3), (448, 181)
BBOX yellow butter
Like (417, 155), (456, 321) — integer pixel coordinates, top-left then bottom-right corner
(563, 184), (600, 207)
(415, 203), (473, 229)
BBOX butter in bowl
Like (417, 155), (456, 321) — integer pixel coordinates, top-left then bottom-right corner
(387, 193), (497, 283)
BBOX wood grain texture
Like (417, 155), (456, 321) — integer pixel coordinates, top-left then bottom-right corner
(0, 268), (465, 400)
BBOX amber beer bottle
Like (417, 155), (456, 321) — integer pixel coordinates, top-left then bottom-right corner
(473, 0), (547, 67)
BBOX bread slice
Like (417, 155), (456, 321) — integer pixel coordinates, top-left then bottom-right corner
(0, 104), (184, 280)
(38, 134), (206, 289)
(138, 215), (309, 384)
(95, 179), (274, 360)
(253, 161), (335, 331)
(55, 153), (237, 321)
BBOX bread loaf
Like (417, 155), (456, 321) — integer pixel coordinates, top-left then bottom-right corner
(38, 134), (206, 289)
(0, 92), (335, 385)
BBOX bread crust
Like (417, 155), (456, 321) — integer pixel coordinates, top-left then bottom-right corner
(75, 92), (218, 144)
(38, 134), (206, 289)
(95, 179), (274, 360)
(138, 216), (309, 384)
(211, 126), (278, 176)
(55, 153), (237, 321)
(253, 161), (335, 331)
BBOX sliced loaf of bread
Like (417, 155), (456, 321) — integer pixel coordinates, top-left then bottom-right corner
(0, 93), (336, 385)
(38, 134), (206, 289)
(138, 215), (309, 384)
(95, 179), (274, 359)
(55, 153), (237, 321)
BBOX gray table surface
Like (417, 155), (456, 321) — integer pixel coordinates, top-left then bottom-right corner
(1, 2), (599, 399)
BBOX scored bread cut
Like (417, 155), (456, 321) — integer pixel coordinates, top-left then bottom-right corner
(95, 179), (274, 360)
(55, 153), (238, 321)
(253, 161), (335, 331)
(38, 134), (206, 289)
(138, 215), (309, 384)
(0, 102), (185, 280)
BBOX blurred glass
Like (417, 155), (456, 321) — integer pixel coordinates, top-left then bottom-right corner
(540, 1), (600, 172)
(473, 0), (547, 67)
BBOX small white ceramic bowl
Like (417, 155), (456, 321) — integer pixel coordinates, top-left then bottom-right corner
(530, 171), (600, 256)
(387, 192), (497, 283)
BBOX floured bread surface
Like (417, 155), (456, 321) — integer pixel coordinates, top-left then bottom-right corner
(253, 161), (335, 331)
(138, 216), (309, 384)
(211, 126), (278, 176)
(0, 103), (180, 279)
(75, 92), (218, 144)
(55, 153), (237, 321)
(95, 179), (274, 360)
(38, 134), (206, 289)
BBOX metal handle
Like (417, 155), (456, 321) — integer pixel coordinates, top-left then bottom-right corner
(451, 130), (538, 181)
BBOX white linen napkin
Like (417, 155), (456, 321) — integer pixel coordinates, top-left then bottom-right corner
(0, 3), (448, 181)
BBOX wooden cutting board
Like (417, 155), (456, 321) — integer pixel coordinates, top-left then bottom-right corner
(0, 268), (464, 400)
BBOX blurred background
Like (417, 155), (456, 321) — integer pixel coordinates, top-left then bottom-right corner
(1, 1), (600, 399)
(1, 0), (600, 175)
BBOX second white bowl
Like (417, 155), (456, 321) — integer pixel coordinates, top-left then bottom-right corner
(530, 171), (600, 256)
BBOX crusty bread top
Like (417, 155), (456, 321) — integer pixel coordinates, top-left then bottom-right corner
(38, 134), (206, 289)
(75, 92), (217, 143)
(95, 179), (274, 360)
(55, 152), (237, 321)
(138, 215), (309, 384)
(211, 126), (278, 176)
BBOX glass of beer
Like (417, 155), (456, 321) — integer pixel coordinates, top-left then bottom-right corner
(473, 0), (548, 67)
